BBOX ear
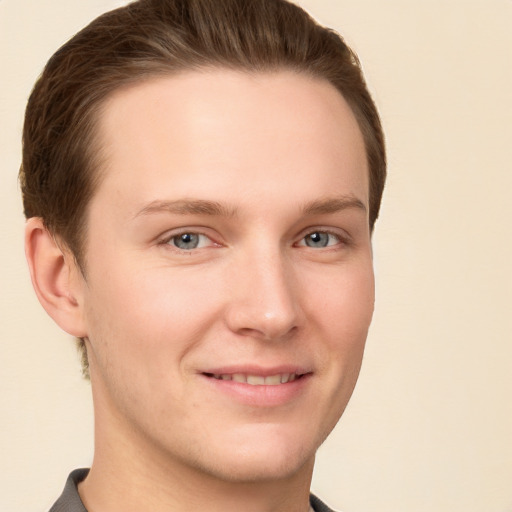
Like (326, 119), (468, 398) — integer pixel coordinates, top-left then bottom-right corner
(25, 217), (87, 338)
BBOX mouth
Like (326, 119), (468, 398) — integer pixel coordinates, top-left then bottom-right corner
(202, 372), (306, 385)
(200, 368), (312, 406)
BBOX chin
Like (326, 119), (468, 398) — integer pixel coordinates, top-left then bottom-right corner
(180, 425), (320, 484)
(201, 449), (314, 484)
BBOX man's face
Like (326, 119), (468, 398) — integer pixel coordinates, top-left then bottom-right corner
(78, 70), (374, 482)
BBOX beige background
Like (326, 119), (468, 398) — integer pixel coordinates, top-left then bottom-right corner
(1, 1), (511, 511)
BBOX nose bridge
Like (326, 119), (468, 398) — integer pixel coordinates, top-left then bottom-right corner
(226, 240), (300, 340)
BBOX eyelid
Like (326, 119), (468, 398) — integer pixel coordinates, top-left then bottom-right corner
(157, 227), (221, 251)
(155, 225), (351, 251)
(295, 227), (351, 248)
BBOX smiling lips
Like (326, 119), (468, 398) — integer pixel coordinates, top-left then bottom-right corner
(204, 372), (301, 385)
(201, 369), (311, 406)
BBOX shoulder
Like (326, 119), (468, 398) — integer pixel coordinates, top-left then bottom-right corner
(48, 468), (89, 512)
(49, 472), (338, 512)
(310, 493), (341, 512)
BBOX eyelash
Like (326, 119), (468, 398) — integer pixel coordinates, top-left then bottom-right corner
(295, 230), (346, 249)
(158, 228), (349, 253)
(159, 230), (217, 251)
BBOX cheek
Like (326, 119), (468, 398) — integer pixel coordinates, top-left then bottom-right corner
(298, 262), (374, 444)
(305, 259), (375, 337)
(82, 267), (223, 423)
(304, 259), (374, 392)
(82, 261), (223, 376)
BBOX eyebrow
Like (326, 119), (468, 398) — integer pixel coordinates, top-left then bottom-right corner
(301, 195), (367, 216)
(133, 199), (237, 219)
(133, 195), (366, 220)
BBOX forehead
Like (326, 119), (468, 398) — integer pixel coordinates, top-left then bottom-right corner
(93, 69), (368, 214)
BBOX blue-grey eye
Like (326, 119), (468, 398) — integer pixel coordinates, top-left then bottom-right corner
(303, 232), (338, 248)
(172, 233), (201, 250)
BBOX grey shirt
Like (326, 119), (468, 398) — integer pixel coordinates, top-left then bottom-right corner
(49, 468), (337, 512)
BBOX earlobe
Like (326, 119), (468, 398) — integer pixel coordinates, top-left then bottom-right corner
(25, 217), (87, 337)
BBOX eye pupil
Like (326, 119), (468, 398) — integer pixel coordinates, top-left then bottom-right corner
(173, 233), (200, 249)
(305, 232), (329, 248)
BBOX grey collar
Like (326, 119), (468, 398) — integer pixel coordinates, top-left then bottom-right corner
(49, 468), (337, 512)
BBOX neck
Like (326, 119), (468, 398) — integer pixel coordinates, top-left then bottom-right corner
(80, 438), (314, 512)
(80, 381), (314, 512)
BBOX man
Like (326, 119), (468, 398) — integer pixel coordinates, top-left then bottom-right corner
(21, 0), (386, 511)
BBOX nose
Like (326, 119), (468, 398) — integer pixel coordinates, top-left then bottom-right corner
(224, 248), (301, 341)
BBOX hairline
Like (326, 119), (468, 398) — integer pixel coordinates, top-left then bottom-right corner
(72, 64), (377, 273)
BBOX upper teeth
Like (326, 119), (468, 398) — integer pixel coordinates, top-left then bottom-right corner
(211, 373), (297, 385)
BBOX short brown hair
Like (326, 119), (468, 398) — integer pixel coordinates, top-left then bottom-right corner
(20, 0), (386, 376)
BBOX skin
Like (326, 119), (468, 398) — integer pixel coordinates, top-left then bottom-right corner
(26, 69), (374, 512)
